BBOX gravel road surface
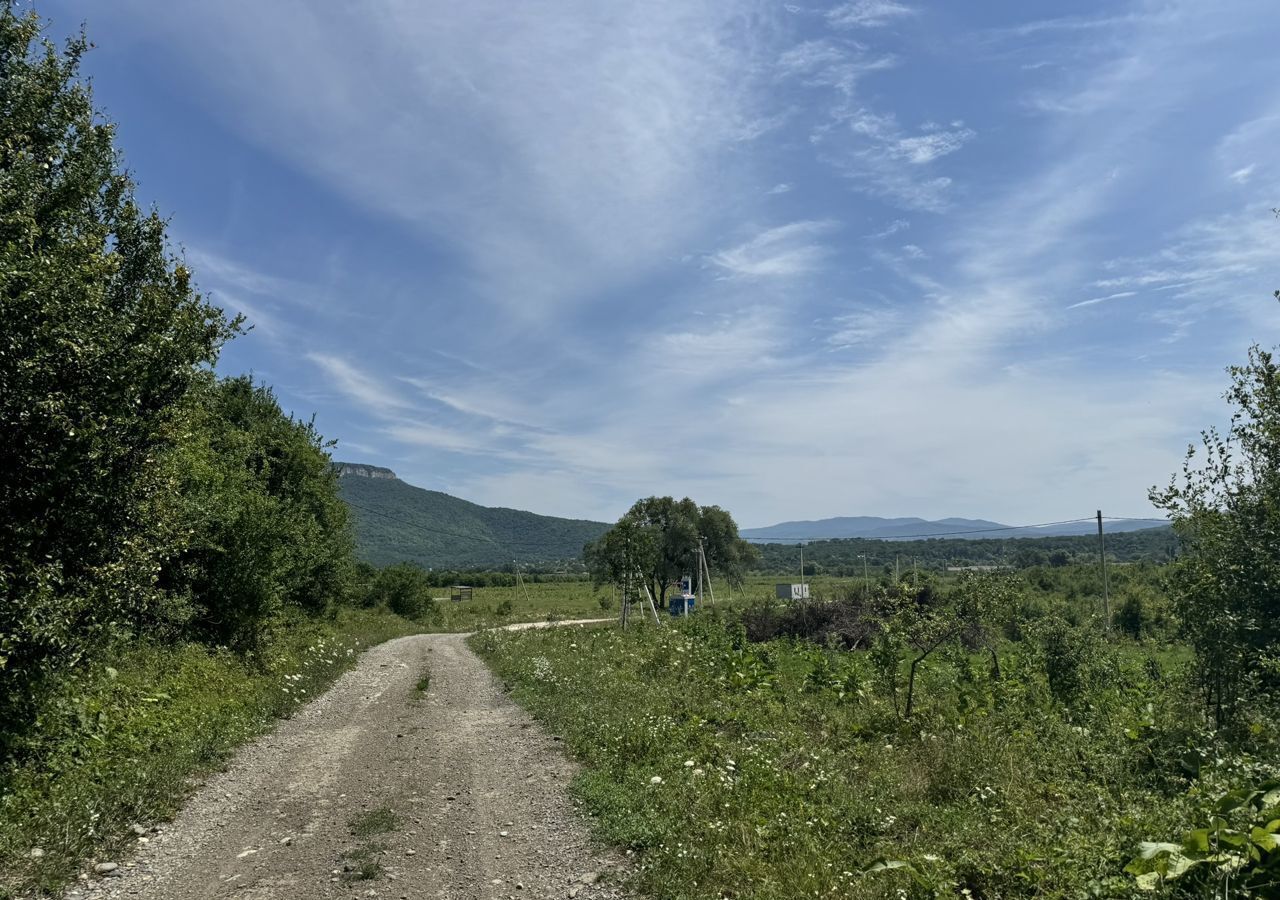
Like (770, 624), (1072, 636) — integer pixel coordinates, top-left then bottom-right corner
(65, 630), (627, 900)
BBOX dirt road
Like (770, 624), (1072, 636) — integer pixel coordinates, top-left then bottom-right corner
(67, 630), (627, 900)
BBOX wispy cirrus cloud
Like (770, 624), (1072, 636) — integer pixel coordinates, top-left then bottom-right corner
(110, 0), (788, 326)
(816, 111), (975, 210)
(827, 1), (915, 29)
(1067, 290), (1137, 310)
(707, 220), (839, 278)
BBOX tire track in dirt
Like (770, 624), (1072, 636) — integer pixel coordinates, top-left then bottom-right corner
(65, 628), (627, 900)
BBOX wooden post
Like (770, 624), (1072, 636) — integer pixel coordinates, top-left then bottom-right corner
(1097, 510), (1111, 631)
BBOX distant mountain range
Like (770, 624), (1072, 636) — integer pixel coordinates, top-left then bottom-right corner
(740, 515), (1168, 543)
(335, 463), (608, 569)
(335, 462), (1170, 567)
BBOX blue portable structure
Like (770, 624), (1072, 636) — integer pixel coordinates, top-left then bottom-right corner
(669, 575), (696, 617)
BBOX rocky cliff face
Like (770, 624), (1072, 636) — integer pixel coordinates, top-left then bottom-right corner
(334, 462), (398, 480)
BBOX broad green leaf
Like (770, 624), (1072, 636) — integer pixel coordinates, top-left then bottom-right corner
(1136, 842), (1183, 860)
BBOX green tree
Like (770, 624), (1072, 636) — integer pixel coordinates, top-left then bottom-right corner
(366, 563), (437, 620)
(157, 376), (353, 647)
(1150, 344), (1280, 728)
(892, 571), (1019, 718)
(584, 497), (757, 608)
(0, 7), (236, 742)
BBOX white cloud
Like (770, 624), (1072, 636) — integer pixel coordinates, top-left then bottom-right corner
(112, 0), (787, 325)
(776, 39), (897, 96)
(766, 182), (793, 194)
(1067, 290), (1137, 310)
(824, 306), (899, 347)
(707, 220), (839, 278)
(815, 110), (974, 210)
(1229, 164), (1256, 184)
(306, 353), (412, 416)
(828, 1), (916, 29)
(868, 218), (910, 238)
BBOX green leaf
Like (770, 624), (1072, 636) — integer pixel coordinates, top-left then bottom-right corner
(1216, 788), (1259, 814)
(1136, 842), (1183, 860)
(1183, 830), (1212, 854)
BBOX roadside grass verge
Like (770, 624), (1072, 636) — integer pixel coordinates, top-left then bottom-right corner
(0, 607), (419, 898)
(470, 615), (1257, 900)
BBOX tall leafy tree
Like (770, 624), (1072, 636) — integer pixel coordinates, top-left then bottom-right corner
(0, 7), (236, 740)
(584, 496), (757, 607)
(1150, 342), (1280, 728)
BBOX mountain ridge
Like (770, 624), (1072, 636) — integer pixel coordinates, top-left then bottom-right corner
(334, 462), (609, 568)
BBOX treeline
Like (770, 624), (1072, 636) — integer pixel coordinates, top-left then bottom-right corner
(0, 11), (353, 758)
(751, 526), (1177, 575)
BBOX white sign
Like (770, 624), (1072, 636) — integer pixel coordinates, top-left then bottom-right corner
(776, 583), (810, 600)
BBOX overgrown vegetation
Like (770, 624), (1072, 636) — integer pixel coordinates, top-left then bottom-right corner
(476, 337), (1280, 897)
(1151, 344), (1280, 731)
(473, 595), (1274, 898)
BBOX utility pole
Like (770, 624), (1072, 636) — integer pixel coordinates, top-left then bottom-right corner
(799, 543), (806, 597)
(696, 538), (704, 610)
(1097, 510), (1111, 632)
(895, 554), (900, 583)
(863, 554), (870, 596)
(622, 535), (631, 630)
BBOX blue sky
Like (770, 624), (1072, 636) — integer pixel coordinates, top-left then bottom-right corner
(43, 0), (1280, 526)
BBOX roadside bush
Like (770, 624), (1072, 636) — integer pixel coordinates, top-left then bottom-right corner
(157, 376), (354, 648)
(367, 563), (438, 621)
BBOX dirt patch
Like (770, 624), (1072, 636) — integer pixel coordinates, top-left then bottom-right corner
(63, 632), (627, 900)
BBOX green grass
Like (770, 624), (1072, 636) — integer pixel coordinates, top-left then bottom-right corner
(470, 614), (1253, 900)
(0, 607), (421, 898)
(348, 806), (399, 837)
(340, 842), (386, 882)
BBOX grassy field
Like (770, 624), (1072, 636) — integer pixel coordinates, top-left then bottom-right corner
(470, 612), (1267, 900)
(428, 574), (913, 632)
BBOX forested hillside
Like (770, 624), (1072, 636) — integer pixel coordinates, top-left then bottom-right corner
(337, 464), (608, 568)
(751, 526), (1177, 574)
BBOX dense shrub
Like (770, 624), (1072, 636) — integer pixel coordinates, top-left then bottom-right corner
(365, 563), (440, 621)
(157, 376), (354, 648)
